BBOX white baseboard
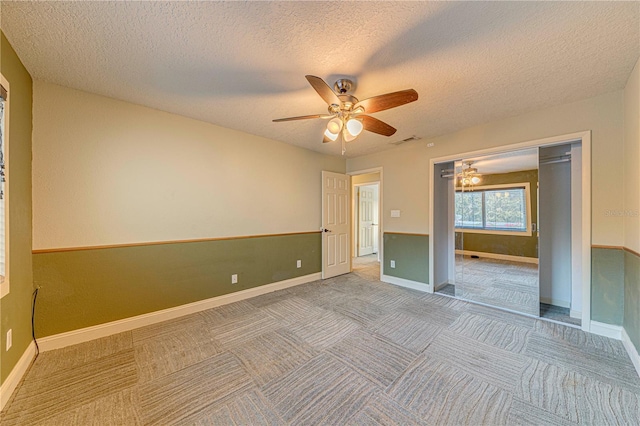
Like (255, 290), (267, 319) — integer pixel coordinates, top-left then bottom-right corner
(590, 321), (622, 340)
(381, 274), (431, 293)
(570, 309), (582, 319)
(540, 297), (570, 308)
(1, 341), (36, 411)
(38, 272), (321, 352)
(455, 249), (539, 264)
(622, 328), (640, 378)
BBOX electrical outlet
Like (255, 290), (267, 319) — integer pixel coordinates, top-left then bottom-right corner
(427, 142), (435, 147)
(6, 329), (12, 351)
(390, 260), (396, 268)
(296, 260), (302, 268)
(231, 274), (238, 284)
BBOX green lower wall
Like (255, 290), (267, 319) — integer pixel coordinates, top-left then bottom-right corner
(383, 233), (429, 284)
(624, 249), (640, 352)
(455, 232), (538, 258)
(22, 232), (640, 357)
(1, 33), (34, 385)
(591, 247), (625, 325)
(33, 233), (320, 337)
(34, 233), (630, 339)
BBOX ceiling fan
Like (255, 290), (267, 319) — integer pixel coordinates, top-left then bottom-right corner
(459, 161), (482, 188)
(273, 75), (418, 154)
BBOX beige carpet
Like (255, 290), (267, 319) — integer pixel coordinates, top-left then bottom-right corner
(2, 255), (639, 425)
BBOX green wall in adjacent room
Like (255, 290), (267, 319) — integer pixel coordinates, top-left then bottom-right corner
(591, 247), (624, 326)
(624, 249), (640, 351)
(33, 233), (320, 337)
(456, 169), (539, 259)
(383, 233), (429, 284)
(0, 32), (34, 385)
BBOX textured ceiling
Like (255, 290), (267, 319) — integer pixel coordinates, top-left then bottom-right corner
(1, 1), (639, 158)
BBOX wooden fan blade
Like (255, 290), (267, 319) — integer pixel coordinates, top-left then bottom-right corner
(273, 114), (332, 122)
(323, 134), (333, 143)
(306, 75), (341, 106)
(361, 115), (397, 136)
(354, 89), (418, 113)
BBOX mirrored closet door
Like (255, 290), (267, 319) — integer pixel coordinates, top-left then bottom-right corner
(454, 149), (540, 316)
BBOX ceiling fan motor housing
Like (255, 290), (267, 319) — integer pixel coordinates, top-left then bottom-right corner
(337, 94), (358, 111)
(334, 78), (354, 94)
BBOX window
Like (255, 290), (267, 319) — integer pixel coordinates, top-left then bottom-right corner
(455, 183), (531, 236)
(0, 74), (8, 298)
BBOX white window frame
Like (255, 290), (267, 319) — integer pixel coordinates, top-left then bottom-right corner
(0, 72), (10, 298)
(454, 182), (532, 237)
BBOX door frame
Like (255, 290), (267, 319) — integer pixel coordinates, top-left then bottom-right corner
(429, 130), (592, 332)
(348, 167), (383, 278)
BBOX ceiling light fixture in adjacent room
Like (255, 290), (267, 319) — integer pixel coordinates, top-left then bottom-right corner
(459, 161), (482, 188)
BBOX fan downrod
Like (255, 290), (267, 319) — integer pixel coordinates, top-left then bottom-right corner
(334, 79), (353, 94)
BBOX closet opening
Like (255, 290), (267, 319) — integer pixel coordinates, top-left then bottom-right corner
(429, 132), (590, 330)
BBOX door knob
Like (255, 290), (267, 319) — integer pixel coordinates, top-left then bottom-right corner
(323, 228), (332, 233)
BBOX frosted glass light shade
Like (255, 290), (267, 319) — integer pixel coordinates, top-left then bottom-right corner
(324, 128), (339, 141)
(327, 117), (343, 134)
(471, 176), (481, 185)
(346, 118), (363, 136)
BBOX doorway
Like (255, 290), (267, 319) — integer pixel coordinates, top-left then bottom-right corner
(429, 131), (591, 330)
(538, 142), (582, 325)
(354, 183), (379, 257)
(350, 169), (382, 280)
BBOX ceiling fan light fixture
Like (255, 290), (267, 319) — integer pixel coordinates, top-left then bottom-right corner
(326, 117), (343, 134)
(324, 128), (339, 141)
(459, 161), (482, 188)
(273, 75), (418, 155)
(346, 118), (363, 137)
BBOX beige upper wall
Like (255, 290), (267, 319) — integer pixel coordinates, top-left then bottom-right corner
(624, 56), (640, 253)
(32, 82), (345, 250)
(347, 90), (625, 246)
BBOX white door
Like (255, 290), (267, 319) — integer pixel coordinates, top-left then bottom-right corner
(322, 171), (351, 278)
(358, 186), (375, 256)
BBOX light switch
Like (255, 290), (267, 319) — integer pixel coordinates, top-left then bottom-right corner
(390, 210), (401, 218)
